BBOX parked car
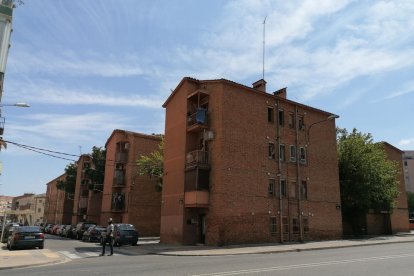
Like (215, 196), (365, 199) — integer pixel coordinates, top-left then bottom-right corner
(101, 223), (138, 246)
(58, 225), (70, 236)
(50, 224), (61, 235)
(7, 226), (45, 250)
(1, 223), (21, 243)
(44, 223), (55, 234)
(75, 222), (96, 240)
(62, 225), (75, 238)
(82, 225), (106, 242)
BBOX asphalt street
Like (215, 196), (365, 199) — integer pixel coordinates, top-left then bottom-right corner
(3, 241), (414, 276)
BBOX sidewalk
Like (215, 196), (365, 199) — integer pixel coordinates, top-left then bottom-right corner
(0, 247), (65, 270)
(2, 234), (414, 270)
(121, 233), (414, 256)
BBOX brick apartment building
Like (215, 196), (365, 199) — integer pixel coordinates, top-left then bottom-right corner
(403, 151), (414, 193)
(44, 174), (73, 225)
(160, 77), (342, 246)
(72, 154), (103, 225)
(375, 142), (409, 233)
(100, 130), (162, 236)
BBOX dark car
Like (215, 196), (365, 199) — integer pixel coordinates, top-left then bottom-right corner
(7, 226), (45, 250)
(82, 225), (106, 242)
(75, 222), (96, 240)
(1, 223), (21, 243)
(101, 223), (138, 246)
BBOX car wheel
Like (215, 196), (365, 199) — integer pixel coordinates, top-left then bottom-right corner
(9, 244), (14, 251)
(39, 245), (44, 249)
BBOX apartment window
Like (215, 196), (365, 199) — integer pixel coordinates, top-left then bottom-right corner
(280, 179), (287, 197)
(292, 218), (300, 234)
(268, 179), (275, 196)
(298, 115), (305, 131)
(404, 161), (408, 166)
(279, 144), (286, 161)
(267, 107), (274, 123)
(278, 109), (285, 126)
(288, 113), (295, 128)
(37, 208), (41, 213)
(282, 217), (289, 233)
(303, 217), (309, 232)
(290, 145), (296, 162)
(38, 199), (42, 203)
(300, 147), (307, 163)
(268, 143), (276, 159)
(270, 217), (277, 234)
(289, 181), (296, 198)
(301, 180), (308, 200)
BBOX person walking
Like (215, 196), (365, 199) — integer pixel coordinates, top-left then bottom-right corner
(100, 218), (114, 256)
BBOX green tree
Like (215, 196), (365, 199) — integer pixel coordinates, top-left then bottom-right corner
(407, 192), (414, 214)
(136, 139), (163, 191)
(84, 146), (106, 192)
(337, 128), (400, 220)
(57, 162), (77, 194)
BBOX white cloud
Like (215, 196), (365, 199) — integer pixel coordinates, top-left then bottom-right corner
(8, 112), (129, 142)
(8, 46), (151, 78)
(6, 80), (163, 108)
(399, 138), (414, 149)
(372, 81), (414, 102)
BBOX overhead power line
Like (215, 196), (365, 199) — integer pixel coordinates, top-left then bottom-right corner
(2, 139), (79, 162)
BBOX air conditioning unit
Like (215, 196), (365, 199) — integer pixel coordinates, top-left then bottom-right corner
(204, 130), (214, 141)
(124, 142), (130, 150)
(116, 164), (122, 170)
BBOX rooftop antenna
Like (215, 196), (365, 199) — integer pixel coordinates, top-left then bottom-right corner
(262, 16), (267, 80)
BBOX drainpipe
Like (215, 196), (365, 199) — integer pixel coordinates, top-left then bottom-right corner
(295, 106), (303, 242)
(276, 99), (283, 243)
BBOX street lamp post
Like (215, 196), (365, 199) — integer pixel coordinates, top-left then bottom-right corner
(0, 102), (30, 108)
(301, 114), (339, 242)
(306, 114), (339, 145)
(0, 102), (30, 136)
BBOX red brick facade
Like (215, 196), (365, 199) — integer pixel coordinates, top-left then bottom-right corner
(100, 130), (162, 236)
(161, 77), (343, 246)
(44, 173), (73, 225)
(72, 154), (103, 225)
(383, 142), (410, 233)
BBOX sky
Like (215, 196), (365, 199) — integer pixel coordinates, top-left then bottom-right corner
(1, 0), (414, 196)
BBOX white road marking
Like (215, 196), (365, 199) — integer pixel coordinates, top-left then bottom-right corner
(58, 250), (81, 259)
(191, 253), (414, 276)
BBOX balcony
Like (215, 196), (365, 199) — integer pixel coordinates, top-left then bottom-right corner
(187, 108), (208, 132)
(186, 150), (209, 170)
(111, 193), (125, 212)
(184, 191), (209, 208)
(116, 152), (128, 163)
(184, 167), (209, 208)
(113, 171), (125, 187)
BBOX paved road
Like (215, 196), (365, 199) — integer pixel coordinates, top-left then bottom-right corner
(3, 241), (414, 276)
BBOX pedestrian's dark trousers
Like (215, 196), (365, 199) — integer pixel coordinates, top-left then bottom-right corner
(102, 236), (113, 255)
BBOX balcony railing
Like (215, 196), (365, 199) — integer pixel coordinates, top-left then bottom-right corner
(185, 167), (209, 191)
(116, 152), (128, 163)
(186, 150), (209, 167)
(113, 171), (125, 187)
(187, 108), (208, 131)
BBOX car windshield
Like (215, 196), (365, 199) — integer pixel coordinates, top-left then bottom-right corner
(118, 224), (135, 231)
(17, 226), (41, 233)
